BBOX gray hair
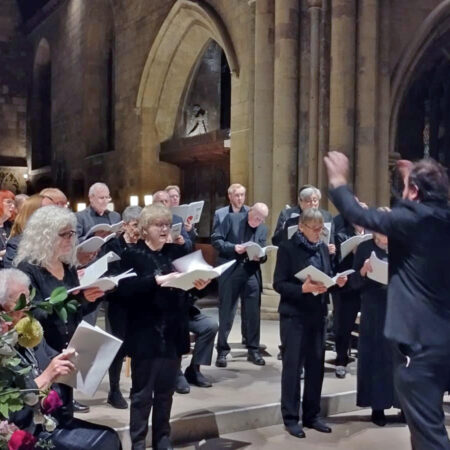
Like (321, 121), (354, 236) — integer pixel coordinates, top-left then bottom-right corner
(250, 202), (269, 216)
(14, 206), (78, 268)
(122, 205), (142, 223)
(88, 182), (109, 197)
(0, 269), (30, 307)
(138, 204), (172, 236)
(300, 208), (324, 224)
(299, 187), (317, 202)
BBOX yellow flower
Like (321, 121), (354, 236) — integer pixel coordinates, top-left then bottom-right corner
(14, 316), (43, 348)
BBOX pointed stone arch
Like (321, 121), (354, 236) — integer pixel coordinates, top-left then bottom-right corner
(390, 0), (450, 154)
(135, 0), (239, 143)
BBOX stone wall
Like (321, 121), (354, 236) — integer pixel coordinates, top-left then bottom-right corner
(0, 0), (28, 164)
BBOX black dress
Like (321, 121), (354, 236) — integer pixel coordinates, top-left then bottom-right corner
(17, 261), (95, 352)
(351, 240), (395, 410)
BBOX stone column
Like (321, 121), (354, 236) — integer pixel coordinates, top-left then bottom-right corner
(328, 0), (356, 195)
(253, 0), (278, 319)
(307, 0), (322, 187)
(355, 0), (379, 205)
(272, 0), (300, 231)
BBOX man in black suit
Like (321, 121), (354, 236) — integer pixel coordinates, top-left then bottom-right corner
(325, 151), (450, 450)
(212, 203), (269, 367)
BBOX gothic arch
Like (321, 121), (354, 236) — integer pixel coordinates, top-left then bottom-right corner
(136, 0), (239, 143)
(390, 0), (450, 154)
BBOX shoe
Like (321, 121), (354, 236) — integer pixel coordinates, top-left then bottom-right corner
(73, 400), (90, 413)
(154, 435), (173, 450)
(175, 374), (190, 394)
(107, 390), (128, 409)
(215, 353), (227, 368)
(371, 409), (386, 427)
(247, 350), (265, 366)
(335, 365), (346, 379)
(285, 424), (306, 438)
(303, 419), (332, 433)
(185, 366), (212, 388)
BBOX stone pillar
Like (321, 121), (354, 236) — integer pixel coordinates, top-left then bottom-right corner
(307, 0), (322, 187)
(377, 0), (390, 205)
(328, 0), (356, 195)
(253, 0), (278, 318)
(272, 0), (300, 230)
(355, 0), (379, 205)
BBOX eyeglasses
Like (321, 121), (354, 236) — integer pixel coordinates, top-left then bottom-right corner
(58, 230), (76, 239)
(302, 223), (324, 233)
(151, 222), (171, 229)
(96, 196), (112, 201)
(3, 199), (15, 206)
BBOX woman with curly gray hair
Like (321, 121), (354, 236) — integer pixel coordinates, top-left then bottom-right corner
(14, 205), (104, 353)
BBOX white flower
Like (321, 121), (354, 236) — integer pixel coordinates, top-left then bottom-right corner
(43, 415), (57, 432)
(33, 410), (45, 424)
(23, 392), (39, 406)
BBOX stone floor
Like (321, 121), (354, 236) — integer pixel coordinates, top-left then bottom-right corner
(74, 308), (450, 449)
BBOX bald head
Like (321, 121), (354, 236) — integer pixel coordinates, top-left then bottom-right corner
(248, 202), (269, 228)
(153, 190), (170, 208)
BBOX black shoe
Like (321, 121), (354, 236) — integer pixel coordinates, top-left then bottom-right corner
(335, 365), (346, 379)
(303, 419), (332, 433)
(285, 424), (306, 438)
(371, 409), (386, 427)
(215, 353), (227, 368)
(247, 350), (265, 366)
(154, 435), (173, 450)
(185, 366), (212, 387)
(175, 374), (190, 394)
(107, 390), (128, 409)
(73, 400), (90, 413)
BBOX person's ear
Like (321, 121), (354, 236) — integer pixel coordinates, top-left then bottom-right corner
(408, 183), (419, 201)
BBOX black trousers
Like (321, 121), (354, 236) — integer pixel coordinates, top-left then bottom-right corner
(393, 343), (450, 450)
(189, 311), (219, 366)
(105, 302), (128, 391)
(129, 356), (180, 450)
(217, 265), (261, 353)
(280, 314), (326, 427)
(333, 291), (360, 366)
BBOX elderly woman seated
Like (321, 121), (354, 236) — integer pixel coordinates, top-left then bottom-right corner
(0, 268), (122, 450)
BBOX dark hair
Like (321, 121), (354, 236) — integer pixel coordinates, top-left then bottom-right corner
(408, 159), (449, 203)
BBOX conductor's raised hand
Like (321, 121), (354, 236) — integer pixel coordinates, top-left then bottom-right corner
(324, 151), (349, 188)
(302, 275), (327, 294)
(193, 279), (211, 290)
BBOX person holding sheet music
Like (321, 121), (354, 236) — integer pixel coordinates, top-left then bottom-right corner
(273, 208), (348, 439)
(102, 205), (142, 409)
(118, 204), (210, 450)
(211, 203), (269, 367)
(0, 268), (122, 450)
(75, 182), (121, 240)
(325, 152), (450, 450)
(165, 184), (197, 239)
(14, 206), (105, 414)
(350, 230), (398, 427)
(332, 209), (368, 379)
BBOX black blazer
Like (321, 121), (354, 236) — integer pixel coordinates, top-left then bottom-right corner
(75, 206), (121, 240)
(273, 232), (333, 318)
(118, 240), (191, 359)
(329, 185), (450, 347)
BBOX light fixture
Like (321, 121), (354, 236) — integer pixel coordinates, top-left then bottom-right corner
(144, 195), (153, 206)
(107, 202), (115, 211)
(77, 202), (86, 212)
(23, 173), (29, 180)
(129, 195), (139, 206)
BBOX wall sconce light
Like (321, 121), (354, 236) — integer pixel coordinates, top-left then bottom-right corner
(129, 195), (139, 206)
(107, 202), (115, 211)
(144, 195), (153, 206)
(77, 203), (86, 212)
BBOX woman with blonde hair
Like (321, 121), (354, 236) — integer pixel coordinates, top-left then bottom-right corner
(3, 194), (44, 268)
